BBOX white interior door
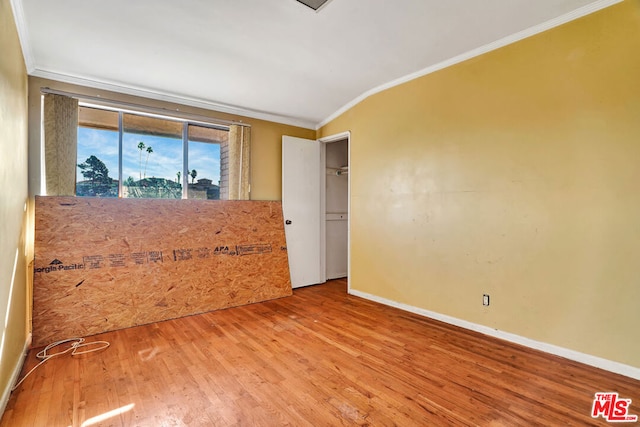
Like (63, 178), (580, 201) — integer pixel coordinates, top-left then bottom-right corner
(282, 136), (322, 288)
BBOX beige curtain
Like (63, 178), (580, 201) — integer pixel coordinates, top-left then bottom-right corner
(227, 125), (251, 200)
(43, 94), (78, 196)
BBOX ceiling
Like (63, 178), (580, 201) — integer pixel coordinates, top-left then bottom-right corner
(11, 0), (616, 129)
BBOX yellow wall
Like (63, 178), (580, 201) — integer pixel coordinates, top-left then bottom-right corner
(320, 1), (640, 368)
(0, 0), (30, 405)
(28, 77), (315, 201)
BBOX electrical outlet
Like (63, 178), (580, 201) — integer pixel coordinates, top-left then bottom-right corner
(483, 294), (490, 306)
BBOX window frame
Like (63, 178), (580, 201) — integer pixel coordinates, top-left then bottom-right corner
(78, 102), (229, 200)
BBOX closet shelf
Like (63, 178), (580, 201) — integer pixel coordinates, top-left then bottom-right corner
(326, 166), (349, 176)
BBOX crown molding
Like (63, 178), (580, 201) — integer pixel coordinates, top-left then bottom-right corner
(316, 0), (623, 130)
(30, 69), (317, 130)
(9, 0), (34, 72)
(13, 0), (621, 132)
(13, 0), (314, 128)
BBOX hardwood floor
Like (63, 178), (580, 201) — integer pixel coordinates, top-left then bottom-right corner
(2, 279), (638, 426)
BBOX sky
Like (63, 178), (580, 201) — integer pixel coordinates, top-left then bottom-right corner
(77, 127), (221, 184)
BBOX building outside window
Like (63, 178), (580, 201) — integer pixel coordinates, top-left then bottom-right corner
(76, 105), (228, 200)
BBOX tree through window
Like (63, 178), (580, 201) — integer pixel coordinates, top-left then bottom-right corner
(76, 105), (229, 199)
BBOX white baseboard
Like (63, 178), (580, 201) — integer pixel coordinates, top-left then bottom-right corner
(0, 334), (31, 419)
(349, 289), (640, 380)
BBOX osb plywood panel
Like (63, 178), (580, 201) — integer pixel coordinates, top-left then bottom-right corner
(33, 197), (292, 347)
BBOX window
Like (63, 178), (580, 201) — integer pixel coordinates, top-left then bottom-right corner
(77, 105), (230, 200)
(76, 108), (119, 197)
(188, 124), (223, 200)
(122, 113), (184, 199)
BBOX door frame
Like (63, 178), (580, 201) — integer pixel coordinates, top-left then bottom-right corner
(319, 131), (351, 291)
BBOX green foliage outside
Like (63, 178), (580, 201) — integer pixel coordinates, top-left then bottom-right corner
(77, 155), (117, 197)
(77, 144), (217, 199)
(125, 177), (182, 199)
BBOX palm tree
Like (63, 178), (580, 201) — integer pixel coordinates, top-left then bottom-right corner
(137, 142), (145, 180)
(190, 169), (197, 184)
(144, 146), (153, 178)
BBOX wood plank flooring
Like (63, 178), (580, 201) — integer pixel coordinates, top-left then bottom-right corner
(2, 279), (639, 426)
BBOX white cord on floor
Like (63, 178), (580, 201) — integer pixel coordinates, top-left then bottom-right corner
(11, 337), (110, 391)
